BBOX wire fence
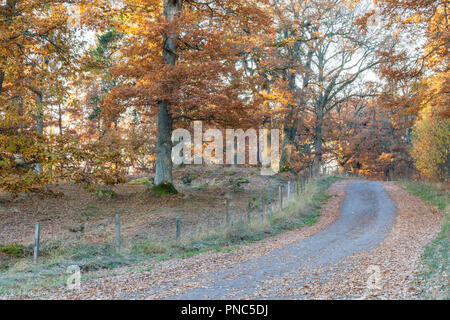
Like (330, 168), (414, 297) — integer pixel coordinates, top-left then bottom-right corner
(28, 169), (341, 264)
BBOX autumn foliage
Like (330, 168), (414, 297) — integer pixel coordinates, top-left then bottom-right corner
(0, 0), (448, 194)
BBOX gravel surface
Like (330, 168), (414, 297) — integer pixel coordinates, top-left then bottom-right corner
(162, 181), (396, 299)
(291, 182), (443, 299)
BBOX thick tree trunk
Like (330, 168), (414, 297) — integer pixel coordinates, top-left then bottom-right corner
(279, 43), (312, 171)
(154, 0), (183, 187)
(280, 70), (298, 170)
(280, 125), (297, 170)
(154, 102), (173, 185)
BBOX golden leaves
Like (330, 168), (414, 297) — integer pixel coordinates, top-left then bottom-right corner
(411, 115), (450, 181)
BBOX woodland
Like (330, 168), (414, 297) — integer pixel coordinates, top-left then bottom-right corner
(0, 0), (449, 195)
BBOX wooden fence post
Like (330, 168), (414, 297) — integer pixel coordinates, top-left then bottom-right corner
(247, 201), (251, 224)
(176, 217), (181, 242)
(279, 186), (283, 210)
(225, 199), (230, 226)
(260, 197), (264, 221)
(116, 213), (121, 251)
(287, 182), (291, 203)
(33, 222), (40, 264)
(266, 190), (272, 214)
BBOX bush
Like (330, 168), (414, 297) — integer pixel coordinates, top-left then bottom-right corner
(96, 189), (117, 200)
(411, 117), (450, 181)
(181, 174), (195, 185)
(0, 243), (27, 258)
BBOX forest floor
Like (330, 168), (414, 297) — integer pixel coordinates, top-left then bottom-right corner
(0, 166), (295, 247)
(33, 180), (446, 300)
(0, 166), (334, 296)
(0, 170), (447, 299)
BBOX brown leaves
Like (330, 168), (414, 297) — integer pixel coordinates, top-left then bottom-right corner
(105, 0), (276, 131)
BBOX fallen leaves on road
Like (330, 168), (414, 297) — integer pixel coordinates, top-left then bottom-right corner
(8, 180), (442, 300)
(272, 182), (443, 300)
(18, 180), (353, 300)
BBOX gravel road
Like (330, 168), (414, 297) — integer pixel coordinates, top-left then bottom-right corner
(123, 180), (397, 300)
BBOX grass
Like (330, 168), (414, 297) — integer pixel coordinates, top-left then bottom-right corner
(0, 243), (28, 258)
(182, 176), (339, 246)
(152, 183), (179, 195)
(399, 181), (448, 210)
(0, 176), (341, 297)
(0, 245), (135, 297)
(399, 180), (449, 300)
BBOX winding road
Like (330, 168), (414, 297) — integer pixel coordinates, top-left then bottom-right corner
(123, 180), (397, 300)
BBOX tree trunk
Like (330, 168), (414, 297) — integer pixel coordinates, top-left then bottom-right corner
(58, 103), (63, 135)
(280, 125), (297, 170)
(313, 109), (323, 175)
(154, 102), (173, 185)
(0, 71), (4, 95)
(280, 70), (298, 170)
(154, 0), (183, 187)
(35, 91), (44, 173)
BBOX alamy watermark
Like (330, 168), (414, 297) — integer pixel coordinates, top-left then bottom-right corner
(360, 265), (382, 299)
(366, 265), (382, 291)
(172, 122), (280, 176)
(66, 265), (81, 291)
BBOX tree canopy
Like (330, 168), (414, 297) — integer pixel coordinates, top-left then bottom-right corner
(1, 0), (448, 194)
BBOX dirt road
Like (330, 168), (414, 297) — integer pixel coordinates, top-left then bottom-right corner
(31, 180), (441, 300)
(122, 181), (396, 299)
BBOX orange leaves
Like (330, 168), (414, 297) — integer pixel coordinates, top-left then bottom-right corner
(0, 1), (114, 193)
(354, 9), (376, 33)
(0, 107), (54, 193)
(376, 0), (449, 101)
(329, 96), (415, 179)
(378, 152), (394, 164)
(109, 0), (274, 129)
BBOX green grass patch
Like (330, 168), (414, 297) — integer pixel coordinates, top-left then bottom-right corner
(419, 213), (449, 299)
(96, 189), (117, 200)
(399, 180), (448, 210)
(0, 243), (28, 258)
(399, 180), (449, 300)
(0, 241), (140, 296)
(152, 183), (178, 195)
(127, 177), (152, 186)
